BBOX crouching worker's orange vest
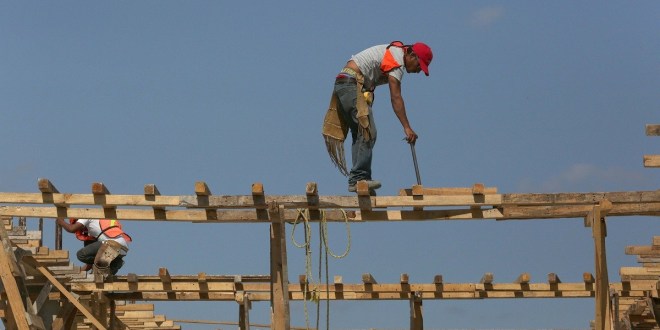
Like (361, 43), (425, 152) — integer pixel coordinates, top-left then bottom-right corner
(69, 218), (133, 242)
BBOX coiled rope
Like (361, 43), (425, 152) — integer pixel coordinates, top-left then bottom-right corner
(291, 208), (351, 330)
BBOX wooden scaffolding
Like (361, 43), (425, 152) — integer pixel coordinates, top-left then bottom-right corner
(0, 124), (658, 330)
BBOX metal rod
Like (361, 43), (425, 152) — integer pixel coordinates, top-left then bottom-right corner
(410, 143), (422, 185)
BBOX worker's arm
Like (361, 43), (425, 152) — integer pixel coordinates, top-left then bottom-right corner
(56, 218), (84, 233)
(388, 75), (418, 144)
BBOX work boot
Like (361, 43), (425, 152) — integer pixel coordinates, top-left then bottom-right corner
(348, 180), (382, 192)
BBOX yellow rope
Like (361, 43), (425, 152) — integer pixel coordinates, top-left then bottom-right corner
(291, 208), (352, 330)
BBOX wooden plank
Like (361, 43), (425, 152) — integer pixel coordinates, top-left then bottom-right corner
(268, 204), (290, 330)
(503, 190), (660, 205)
(626, 245), (660, 256)
(515, 273), (531, 284)
(144, 184), (160, 196)
(480, 273), (494, 284)
(0, 234), (31, 329)
(251, 182), (264, 196)
(646, 124), (660, 136)
(356, 181), (371, 196)
(503, 202), (660, 219)
(362, 273), (377, 284)
(643, 155), (660, 168)
(547, 273), (562, 284)
(195, 181), (211, 196)
(1, 189), (660, 208)
(410, 291), (423, 330)
(590, 206), (612, 330)
(159, 268), (172, 283)
(38, 178), (59, 193)
(376, 195), (502, 207)
(22, 256), (107, 330)
(399, 186), (498, 196)
(92, 182), (110, 195)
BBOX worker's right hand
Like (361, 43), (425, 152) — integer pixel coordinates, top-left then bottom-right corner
(404, 127), (418, 144)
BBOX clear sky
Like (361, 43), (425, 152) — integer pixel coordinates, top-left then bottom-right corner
(1, 1), (659, 329)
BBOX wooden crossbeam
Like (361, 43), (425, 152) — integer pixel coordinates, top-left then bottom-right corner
(646, 124), (660, 136)
(83, 279), (624, 302)
(22, 255), (107, 330)
(643, 155), (660, 168)
(399, 185), (498, 196)
(5, 181), (660, 208)
(0, 225), (31, 329)
(3, 201), (658, 223)
(38, 178), (59, 193)
(194, 181), (211, 196)
(480, 273), (494, 284)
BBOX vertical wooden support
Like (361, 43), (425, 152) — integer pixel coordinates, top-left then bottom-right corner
(588, 205), (612, 330)
(410, 291), (423, 330)
(92, 291), (109, 329)
(108, 299), (117, 330)
(38, 179), (63, 249)
(269, 203), (290, 330)
(21, 256), (107, 330)
(237, 292), (251, 330)
(0, 226), (31, 329)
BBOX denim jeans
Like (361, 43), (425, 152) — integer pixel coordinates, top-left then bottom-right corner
(76, 240), (125, 275)
(334, 81), (377, 185)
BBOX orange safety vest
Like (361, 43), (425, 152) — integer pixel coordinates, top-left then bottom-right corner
(380, 41), (408, 74)
(70, 218), (132, 242)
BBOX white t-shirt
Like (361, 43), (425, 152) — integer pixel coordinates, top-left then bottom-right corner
(351, 44), (405, 91)
(76, 219), (129, 254)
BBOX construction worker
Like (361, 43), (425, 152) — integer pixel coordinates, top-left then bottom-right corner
(322, 41), (433, 194)
(56, 218), (131, 275)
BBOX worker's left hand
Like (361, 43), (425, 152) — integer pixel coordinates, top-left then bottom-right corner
(404, 127), (418, 144)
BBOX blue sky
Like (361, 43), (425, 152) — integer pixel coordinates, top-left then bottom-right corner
(1, 1), (659, 329)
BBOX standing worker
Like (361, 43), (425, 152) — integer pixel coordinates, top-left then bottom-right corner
(323, 41), (433, 194)
(56, 218), (131, 277)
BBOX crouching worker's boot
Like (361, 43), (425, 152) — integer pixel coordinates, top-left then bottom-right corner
(93, 240), (123, 282)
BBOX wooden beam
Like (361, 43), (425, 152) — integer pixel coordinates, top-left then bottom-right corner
(399, 186), (498, 196)
(410, 291), (423, 330)
(643, 155), (660, 168)
(269, 204), (290, 330)
(159, 268), (172, 283)
(144, 184), (161, 197)
(0, 230), (30, 329)
(590, 206), (612, 330)
(194, 181), (211, 196)
(92, 182), (110, 195)
(547, 273), (562, 284)
(480, 273), (494, 284)
(362, 273), (377, 284)
(515, 273), (531, 284)
(38, 178), (59, 193)
(646, 124), (660, 136)
(22, 255), (107, 330)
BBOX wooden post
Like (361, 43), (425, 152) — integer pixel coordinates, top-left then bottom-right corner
(0, 243), (30, 329)
(21, 256), (107, 330)
(589, 205), (612, 330)
(269, 203), (290, 330)
(410, 291), (423, 330)
(238, 292), (251, 330)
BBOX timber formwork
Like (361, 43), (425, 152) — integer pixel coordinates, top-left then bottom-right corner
(0, 124), (659, 330)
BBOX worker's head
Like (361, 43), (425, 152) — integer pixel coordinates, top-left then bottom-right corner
(404, 42), (433, 76)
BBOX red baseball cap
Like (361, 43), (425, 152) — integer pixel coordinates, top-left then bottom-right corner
(411, 42), (433, 76)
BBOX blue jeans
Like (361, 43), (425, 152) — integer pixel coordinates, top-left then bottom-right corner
(334, 81), (377, 185)
(77, 241), (125, 275)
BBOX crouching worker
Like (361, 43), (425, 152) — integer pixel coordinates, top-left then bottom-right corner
(56, 218), (132, 277)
